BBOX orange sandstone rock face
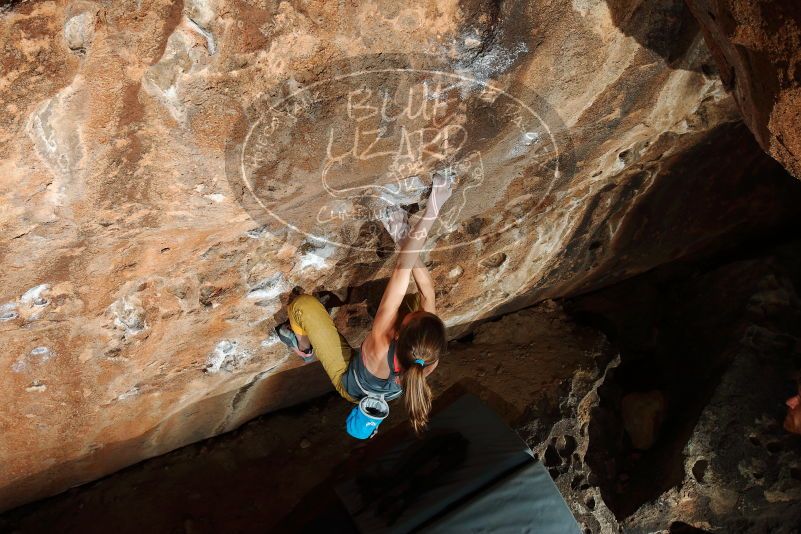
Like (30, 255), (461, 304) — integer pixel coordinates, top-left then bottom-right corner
(686, 0), (801, 178)
(0, 0), (790, 510)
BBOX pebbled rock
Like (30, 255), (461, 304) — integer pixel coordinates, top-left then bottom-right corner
(541, 242), (801, 533)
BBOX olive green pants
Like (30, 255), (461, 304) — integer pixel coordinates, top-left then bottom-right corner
(287, 293), (421, 404)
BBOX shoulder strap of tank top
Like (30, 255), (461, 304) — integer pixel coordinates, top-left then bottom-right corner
(387, 341), (400, 376)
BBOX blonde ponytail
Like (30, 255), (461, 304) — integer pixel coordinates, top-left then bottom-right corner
(397, 312), (447, 435)
(402, 362), (433, 434)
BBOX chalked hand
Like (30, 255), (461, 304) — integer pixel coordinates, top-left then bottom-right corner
(429, 166), (455, 215)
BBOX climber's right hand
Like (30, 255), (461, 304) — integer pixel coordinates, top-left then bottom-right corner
(428, 167), (455, 216)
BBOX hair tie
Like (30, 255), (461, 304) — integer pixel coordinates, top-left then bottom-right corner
(414, 358), (425, 367)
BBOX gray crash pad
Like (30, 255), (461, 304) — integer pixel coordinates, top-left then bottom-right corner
(423, 460), (580, 533)
(334, 394), (580, 533)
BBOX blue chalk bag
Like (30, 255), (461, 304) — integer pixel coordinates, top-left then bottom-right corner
(346, 395), (389, 440)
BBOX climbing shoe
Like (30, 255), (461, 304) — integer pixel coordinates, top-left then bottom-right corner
(275, 322), (315, 363)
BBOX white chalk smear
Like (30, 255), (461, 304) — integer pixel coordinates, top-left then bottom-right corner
(206, 339), (253, 373)
(25, 381), (47, 393)
(110, 296), (146, 335)
(247, 273), (288, 302)
(261, 332), (280, 348)
(116, 385), (140, 401)
(30, 346), (54, 362)
(21, 284), (50, 306)
(186, 15), (217, 55)
(246, 226), (269, 239)
(204, 193), (225, 203)
(0, 302), (18, 321)
(298, 241), (336, 271)
(448, 266), (464, 279)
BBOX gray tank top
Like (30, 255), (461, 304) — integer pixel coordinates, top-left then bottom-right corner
(343, 341), (403, 401)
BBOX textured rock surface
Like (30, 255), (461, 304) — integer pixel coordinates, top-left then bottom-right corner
(1, 0), (800, 510)
(1, 246), (800, 531)
(0, 302), (613, 531)
(686, 0), (801, 179)
(545, 241), (801, 533)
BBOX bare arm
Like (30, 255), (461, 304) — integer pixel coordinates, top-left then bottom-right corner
(371, 203), (440, 338)
(368, 177), (452, 344)
(412, 258), (436, 313)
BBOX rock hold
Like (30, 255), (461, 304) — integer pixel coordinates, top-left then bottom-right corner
(64, 12), (94, 54)
(205, 340), (253, 374)
(107, 295), (147, 337)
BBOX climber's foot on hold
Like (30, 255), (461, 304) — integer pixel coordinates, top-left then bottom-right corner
(275, 322), (315, 363)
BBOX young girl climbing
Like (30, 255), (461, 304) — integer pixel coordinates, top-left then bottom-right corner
(276, 172), (455, 437)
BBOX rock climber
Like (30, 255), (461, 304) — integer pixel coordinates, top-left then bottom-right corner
(275, 171), (455, 438)
(785, 381), (801, 435)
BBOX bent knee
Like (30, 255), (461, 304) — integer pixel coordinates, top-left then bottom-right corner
(288, 294), (320, 313)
